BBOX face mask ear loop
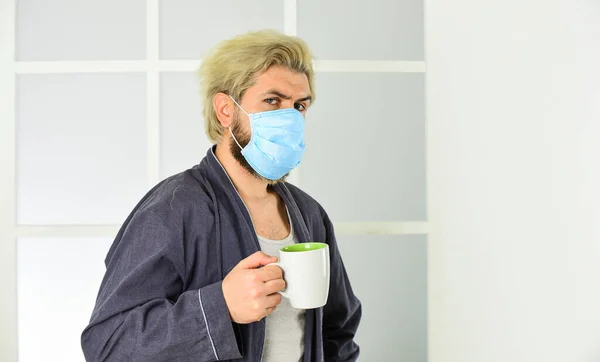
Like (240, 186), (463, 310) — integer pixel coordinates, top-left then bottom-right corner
(228, 95), (250, 151)
(229, 95), (250, 117)
(229, 127), (244, 151)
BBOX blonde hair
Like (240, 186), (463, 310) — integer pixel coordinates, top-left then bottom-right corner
(198, 30), (315, 143)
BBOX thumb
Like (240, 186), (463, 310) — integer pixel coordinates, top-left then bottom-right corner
(235, 251), (277, 270)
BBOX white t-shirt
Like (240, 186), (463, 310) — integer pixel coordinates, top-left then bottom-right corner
(257, 215), (305, 362)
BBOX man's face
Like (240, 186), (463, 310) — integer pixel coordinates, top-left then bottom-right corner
(229, 65), (312, 184)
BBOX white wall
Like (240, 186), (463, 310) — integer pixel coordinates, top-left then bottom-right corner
(427, 1), (600, 361)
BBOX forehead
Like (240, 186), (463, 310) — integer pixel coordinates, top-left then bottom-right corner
(248, 65), (310, 96)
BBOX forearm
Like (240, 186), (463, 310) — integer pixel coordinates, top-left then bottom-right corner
(82, 282), (241, 362)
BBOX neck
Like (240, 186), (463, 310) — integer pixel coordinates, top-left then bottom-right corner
(214, 140), (271, 201)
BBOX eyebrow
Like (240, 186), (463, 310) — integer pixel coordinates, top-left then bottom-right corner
(263, 89), (312, 103)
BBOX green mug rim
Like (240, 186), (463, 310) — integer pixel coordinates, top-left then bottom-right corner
(281, 242), (327, 253)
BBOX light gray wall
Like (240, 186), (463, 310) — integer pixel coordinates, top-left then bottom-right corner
(3, 0), (427, 361)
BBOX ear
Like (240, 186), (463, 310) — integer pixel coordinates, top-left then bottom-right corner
(214, 92), (234, 128)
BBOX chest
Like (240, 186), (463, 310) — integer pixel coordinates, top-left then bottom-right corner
(245, 200), (290, 240)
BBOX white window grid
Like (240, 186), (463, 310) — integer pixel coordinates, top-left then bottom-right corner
(0, 0), (427, 359)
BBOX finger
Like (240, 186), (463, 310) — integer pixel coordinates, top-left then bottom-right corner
(264, 293), (283, 308)
(264, 278), (286, 295)
(235, 251), (277, 270)
(259, 265), (283, 281)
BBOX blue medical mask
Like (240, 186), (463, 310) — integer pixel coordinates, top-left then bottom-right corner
(229, 95), (306, 181)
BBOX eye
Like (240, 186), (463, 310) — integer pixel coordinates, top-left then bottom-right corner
(294, 103), (306, 112)
(264, 98), (280, 106)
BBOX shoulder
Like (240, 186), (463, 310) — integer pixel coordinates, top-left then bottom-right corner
(131, 167), (217, 229)
(105, 166), (218, 267)
(281, 182), (333, 232)
(282, 182), (324, 214)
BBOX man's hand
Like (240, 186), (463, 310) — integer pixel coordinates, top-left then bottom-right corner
(222, 251), (286, 324)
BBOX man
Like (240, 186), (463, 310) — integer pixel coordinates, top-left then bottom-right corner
(81, 30), (361, 362)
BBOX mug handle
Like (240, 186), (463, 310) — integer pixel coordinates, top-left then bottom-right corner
(266, 262), (289, 298)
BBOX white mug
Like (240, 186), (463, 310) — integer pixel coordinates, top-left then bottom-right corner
(268, 242), (330, 309)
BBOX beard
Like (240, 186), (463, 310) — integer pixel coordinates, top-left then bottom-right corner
(229, 111), (289, 185)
